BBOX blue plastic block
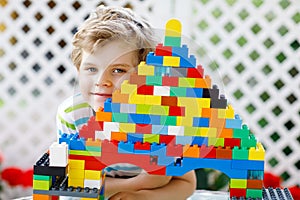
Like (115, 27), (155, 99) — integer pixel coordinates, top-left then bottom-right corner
(225, 115), (242, 129)
(155, 66), (171, 76)
(172, 45), (188, 58)
(127, 133), (143, 143)
(128, 114), (151, 124)
(248, 170), (264, 180)
(111, 103), (120, 112)
(118, 141), (134, 154)
(103, 98), (112, 112)
(149, 115), (161, 125)
(191, 137), (208, 146)
(186, 88), (203, 98)
(193, 117), (209, 127)
(175, 136), (193, 145)
(134, 149), (151, 154)
(59, 133), (73, 145)
(150, 143), (166, 156)
(70, 134), (86, 150)
(146, 52), (163, 66)
(180, 55), (196, 68)
(152, 125), (168, 134)
(232, 160), (264, 170)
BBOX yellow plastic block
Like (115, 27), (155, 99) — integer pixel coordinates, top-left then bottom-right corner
(176, 116), (193, 126)
(165, 19), (182, 37)
(208, 137), (224, 147)
(69, 168), (85, 179)
(33, 179), (51, 190)
(163, 56), (180, 67)
(207, 128), (217, 137)
(177, 97), (203, 117)
(69, 150), (101, 157)
(184, 126), (201, 136)
(198, 98), (210, 108)
(128, 93), (146, 104)
(138, 62), (154, 76)
(81, 198), (99, 200)
(230, 179), (247, 188)
(68, 177), (84, 187)
(144, 95), (161, 105)
(85, 170), (102, 180)
(226, 104), (235, 118)
(121, 80), (137, 94)
(69, 159), (85, 169)
(218, 109), (226, 118)
(119, 123), (136, 133)
(249, 142), (265, 160)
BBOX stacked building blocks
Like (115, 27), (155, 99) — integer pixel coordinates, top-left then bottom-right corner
(33, 19), (267, 199)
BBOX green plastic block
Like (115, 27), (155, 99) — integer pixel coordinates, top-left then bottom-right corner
(232, 147), (249, 160)
(86, 146), (101, 152)
(150, 105), (169, 115)
(184, 126), (201, 136)
(233, 128), (249, 138)
(33, 179), (51, 190)
(69, 150), (101, 157)
(208, 137), (224, 147)
(161, 116), (177, 126)
(241, 134), (257, 148)
(178, 78), (196, 88)
(33, 174), (51, 181)
(230, 179), (247, 188)
(144, 134), (160, 143)
(112, 113), (128, 123)
(146, 76), (162, 86)
(170, 87), (186, 97)
(246, 189), (262, 198)
(136, 104), (151, 114)
(164, 36), (181, 47)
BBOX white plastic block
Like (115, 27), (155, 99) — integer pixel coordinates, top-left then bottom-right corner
(49, 142), (68, 167)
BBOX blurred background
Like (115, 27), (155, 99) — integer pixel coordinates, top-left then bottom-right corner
(0, 0), (299, 198)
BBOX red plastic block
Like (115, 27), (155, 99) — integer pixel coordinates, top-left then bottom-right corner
(160, 135), (176, 145)
(101, 140), (118, 153)
(129, 73), (146, 87)
(224, 138), (240, 148)
(162, 76), (179, 87)
(137, 85), (154, 95)
(166, 144), (183, 157)
(85, 160), (107, 171)
(134, 141), (151, 150)
(199, 145), (216, 158)
(136, 124), (152, 134)
(169, 106), (185, 116)
(155, 43), (172, 56)
(216, 146), (232, 159)
(229, 188), (246, 198)
(161, 96), (178, 106)
(247, 179), (263, 189)
(187, 65), (204, 78)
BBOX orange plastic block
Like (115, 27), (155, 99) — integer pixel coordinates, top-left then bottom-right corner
(183, 144), (200, 158)
(33, 194), (52, 200)
(86, 138), (102, 147)
(161, 96), (178, 106)
(112, 90), (129, 103)
(96, 110), (112, 122)
(201, 108), (211, 118)
(219, 128), (233, 138)
(195, 75), (211, 88)
(247, 179), (263, 189)
(216, 146), (232, 159)
(129, 73), (146, 87)
(111, 132), (127, 142)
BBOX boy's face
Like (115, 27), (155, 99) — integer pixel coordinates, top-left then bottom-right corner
(78, 40), (137, 111)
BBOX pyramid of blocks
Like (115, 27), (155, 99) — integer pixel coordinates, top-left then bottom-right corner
(32, 19), (265, 199)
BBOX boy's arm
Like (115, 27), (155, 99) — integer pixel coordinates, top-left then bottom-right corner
(109, 171), (196, 200)
(104, 174), (172, 198)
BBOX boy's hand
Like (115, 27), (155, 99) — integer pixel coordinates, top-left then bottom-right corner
(128, 173), (172, 190)
(108, 190), (148, 200)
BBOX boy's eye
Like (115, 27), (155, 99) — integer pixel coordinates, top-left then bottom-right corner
(87, 67), (97, 72)
(112, 68), (127, 73)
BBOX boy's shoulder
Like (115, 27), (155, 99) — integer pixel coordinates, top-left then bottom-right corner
(57, 93), (91, 116)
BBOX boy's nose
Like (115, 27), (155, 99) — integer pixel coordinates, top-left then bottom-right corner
(95, 78), (113, 87)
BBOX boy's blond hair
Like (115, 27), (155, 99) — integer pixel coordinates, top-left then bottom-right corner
(71, 5), (156, 69)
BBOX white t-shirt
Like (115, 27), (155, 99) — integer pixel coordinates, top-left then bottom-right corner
(56, 93), (143, 178)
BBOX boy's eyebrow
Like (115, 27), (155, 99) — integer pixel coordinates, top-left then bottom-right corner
(81, 62), (97, 66)
(109, 63), (133, 68)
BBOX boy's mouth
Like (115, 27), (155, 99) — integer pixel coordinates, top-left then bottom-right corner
(91, 93), (112, 97)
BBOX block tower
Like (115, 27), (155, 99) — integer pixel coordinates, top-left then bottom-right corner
(32, 19), (265, 199)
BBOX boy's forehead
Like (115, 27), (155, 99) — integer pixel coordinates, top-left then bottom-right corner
(81, 40), (138, 66)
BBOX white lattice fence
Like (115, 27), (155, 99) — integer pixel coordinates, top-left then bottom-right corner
(0, 0), (299, 198)
(191, 0), (300, 187)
